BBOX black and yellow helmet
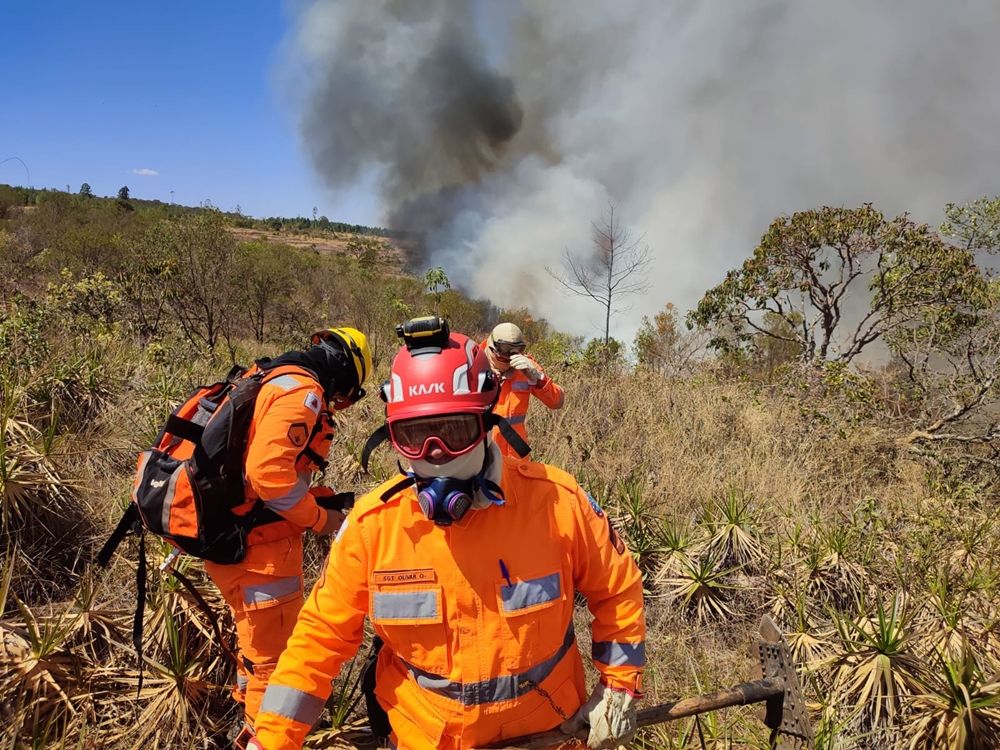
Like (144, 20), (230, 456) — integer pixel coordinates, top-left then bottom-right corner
(310, 327), (372, 403)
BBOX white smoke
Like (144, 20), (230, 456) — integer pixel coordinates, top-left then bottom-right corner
(284, 0), (1000, 342)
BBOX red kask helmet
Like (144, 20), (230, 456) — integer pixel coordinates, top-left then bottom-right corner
(360, 317), (530, 471)
(383, 332), (497, 421)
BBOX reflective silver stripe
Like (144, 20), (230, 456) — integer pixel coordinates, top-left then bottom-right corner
(264, 472), (310, 511)
(374, 590), (438, 621)
(512, 381), (533, 392)
(501, 572), (561, 613)
(236, 673), (249, 692)
(452, 363), (470, 395)
(244, 575), (302, 606)
(160, 466), (183, 532)
(259, 684), (325, 724)
(592, 640), (646, 667)
(266, 374), (304, 391)
(507, 414), (526, 425)
(402, 624), (575, 706)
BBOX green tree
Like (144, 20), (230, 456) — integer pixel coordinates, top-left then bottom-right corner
(940, 195), (1000, 256)
(633, 302), (706, 376)
(887, 196), (1000, 449)
(423, 266), (451, 313)
(163, 213), (241, 351)
(117, 185), (130, 201)
(689, 205), (984, 365)
(346, 235), (384, 269)
(236, 240), (299, 342)
(78, 183), (93, 197)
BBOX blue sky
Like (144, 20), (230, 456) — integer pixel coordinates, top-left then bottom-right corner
(0, 2), (381, 224)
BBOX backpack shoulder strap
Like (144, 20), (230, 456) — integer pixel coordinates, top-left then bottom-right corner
(96, 504), (140, 567)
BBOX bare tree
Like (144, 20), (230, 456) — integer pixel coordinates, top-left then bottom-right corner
(548, 202), (652, 344)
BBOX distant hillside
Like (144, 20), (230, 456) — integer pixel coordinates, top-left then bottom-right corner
(0, 182), (407, 235)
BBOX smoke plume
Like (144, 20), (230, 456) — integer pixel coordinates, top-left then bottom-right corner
(284, 0), (1000, 341)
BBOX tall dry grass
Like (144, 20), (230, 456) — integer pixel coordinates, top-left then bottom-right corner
(3, 196), (999, 746)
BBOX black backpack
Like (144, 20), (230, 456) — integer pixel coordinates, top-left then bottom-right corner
(97, 364), (300, 568)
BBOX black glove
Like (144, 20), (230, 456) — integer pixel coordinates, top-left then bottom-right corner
(313, 486), (355, 512)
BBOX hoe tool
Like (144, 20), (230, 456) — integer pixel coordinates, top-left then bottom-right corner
(482, 615), (812, 749)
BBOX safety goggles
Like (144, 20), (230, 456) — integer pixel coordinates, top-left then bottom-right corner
(491, 341), (526, 358)
(389, 413), (486, 460)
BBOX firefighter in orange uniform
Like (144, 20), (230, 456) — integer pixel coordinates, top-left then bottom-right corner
(206, 327), (371, 744)
(250, 319), (644, 750)
(483, 322), (564, 458)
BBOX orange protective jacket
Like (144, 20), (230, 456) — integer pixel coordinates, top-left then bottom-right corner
(485, 349), (565, 459)
(253, 459), (645, 749)
(235, 365), (335, 552)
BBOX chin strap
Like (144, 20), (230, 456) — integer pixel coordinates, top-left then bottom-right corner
(476, 444), (505, 506)
(486, 413), (531, 458)
(361, 423), (390, 472)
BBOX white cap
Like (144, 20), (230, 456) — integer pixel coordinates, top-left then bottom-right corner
(490, 322), (524, 346)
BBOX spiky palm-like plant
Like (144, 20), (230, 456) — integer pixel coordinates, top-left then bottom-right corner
(702, 490), (766, 571)
(905, 643), (1000, 750)
(804, 528), (867, 612)
(0, 392), (87, 601)
(828, 594), (925, 729)
(651, 517), (695, 585)
(115, 603), (228, 749)
(781, 591), (833, 670)
(0, 595), (93, 746)
(662, 555), (739, 624)
(613, 474), (661, 574)
(919, 569), (978, 663)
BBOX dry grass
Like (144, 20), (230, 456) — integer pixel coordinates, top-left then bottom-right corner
(3, 306), (1000, 747)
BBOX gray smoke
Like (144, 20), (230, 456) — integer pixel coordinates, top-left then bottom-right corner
(284, 0), (1000, 341)
(285, 0), (523, 236)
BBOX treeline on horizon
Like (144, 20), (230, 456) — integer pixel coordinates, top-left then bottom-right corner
(0, 182), (410, 239)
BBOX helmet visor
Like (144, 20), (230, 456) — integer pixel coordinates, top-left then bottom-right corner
(389, 413), (485, 459)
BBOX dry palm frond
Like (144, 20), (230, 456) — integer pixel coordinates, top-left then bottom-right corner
(803, 537), (867, 612)
(916, 568), (981, 663)
(112, 605), (228, 749)
(0, 400), (87, 601)
(63, 571), (130, 660)
(662, 554), (739, 624)
(701, 490), (766, 571)
(0, 411), (76, 531)
(779, 590), (834, 669)
(905, 642), (1000, 750)
(828, 594), (925, 729)
(0, 596), (94, 745)
(651, 517), (696, 585)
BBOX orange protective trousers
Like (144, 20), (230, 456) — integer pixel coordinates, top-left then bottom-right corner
(204, 536), (305, 722)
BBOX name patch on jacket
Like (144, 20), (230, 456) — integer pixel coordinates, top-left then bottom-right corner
(373, 569), (436, 585)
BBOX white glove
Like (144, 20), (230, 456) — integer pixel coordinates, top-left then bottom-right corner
(560, 682), (637, 749)
(509, 354), (543, 385)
